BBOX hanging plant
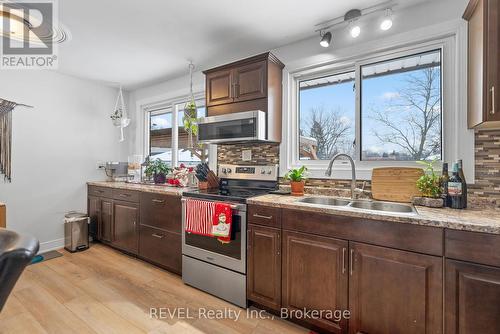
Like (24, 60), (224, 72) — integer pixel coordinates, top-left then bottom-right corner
(183, 62), (198, 149)
(110, 85), (130, 142)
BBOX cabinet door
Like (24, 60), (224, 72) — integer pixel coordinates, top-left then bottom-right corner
(247, 225), (281, 310)
(206, 69), (233, 106)
(113, 201), (139, 254)
(140, 193), (181, 233)
(88, 196), (100, 239)
(139, 225), (181, 274)
(349, 242), (443, 334)
(99, 199), (113, 243)
(487, 0), (500, 121)
(233, 60), (267, 103)
(445, 259), (500, 334)
(282, 230), (348, 333)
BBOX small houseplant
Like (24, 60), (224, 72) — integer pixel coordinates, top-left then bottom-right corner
(144, 159), (171, 184)
(414, 159), (443, 207)
(284, 166), (308, 196)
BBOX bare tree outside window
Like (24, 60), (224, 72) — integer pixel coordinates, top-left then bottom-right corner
(362, 50), (442, 161)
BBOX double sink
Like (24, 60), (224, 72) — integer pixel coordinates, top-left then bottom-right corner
(299, 197), (417, 214)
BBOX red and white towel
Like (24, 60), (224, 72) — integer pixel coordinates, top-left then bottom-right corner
(212, 203), (232, 243)
(184, 198), (215, 236)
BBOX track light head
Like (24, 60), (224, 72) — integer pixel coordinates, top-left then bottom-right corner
(380, 9), (393, 31)
(320, 31), (332, 48)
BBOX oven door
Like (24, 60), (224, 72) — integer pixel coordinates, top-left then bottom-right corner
(181, 199), (247, 274)
(197, 110), (266, 144)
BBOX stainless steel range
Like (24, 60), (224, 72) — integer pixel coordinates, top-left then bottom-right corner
(181, 164), (278, 308)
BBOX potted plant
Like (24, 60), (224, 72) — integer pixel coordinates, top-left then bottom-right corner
(414, 159), (443, 207)
(144, 159), (171, 184)
(284, 166), (308, 196)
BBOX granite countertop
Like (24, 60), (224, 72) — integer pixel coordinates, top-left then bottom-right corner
(247, 194), (500, 235)
(87, 181), (194, 196)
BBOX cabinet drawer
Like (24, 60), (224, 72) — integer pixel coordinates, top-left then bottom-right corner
(446, 229), (500, 267)
(139, 225), (181, 274)
(88, 185), (112, 198)
(140, 192), (182, 233)
(112, 189), (139, 203)
(248, 205), (281, 228)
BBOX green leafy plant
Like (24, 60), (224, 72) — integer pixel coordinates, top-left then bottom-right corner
(183, 100), (199, 136)
(284, 166), (308, 182)
(416, 159), (442, 198)
(144, 159), (171, 177)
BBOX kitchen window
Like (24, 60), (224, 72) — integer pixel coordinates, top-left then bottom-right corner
(297, 49), (442, 163)
(146, 97), (208, 167)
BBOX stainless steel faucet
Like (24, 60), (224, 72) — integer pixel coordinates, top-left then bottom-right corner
(325, 153), (357, 199)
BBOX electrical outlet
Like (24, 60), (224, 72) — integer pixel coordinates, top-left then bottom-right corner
(242, 150), (252, 161)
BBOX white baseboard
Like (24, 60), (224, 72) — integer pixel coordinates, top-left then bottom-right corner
(38, 238), (65, 253)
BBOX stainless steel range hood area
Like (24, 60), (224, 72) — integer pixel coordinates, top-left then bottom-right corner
(197, 110), (271, 144)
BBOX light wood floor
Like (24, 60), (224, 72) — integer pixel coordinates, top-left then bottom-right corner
(0, 244), (308, 334)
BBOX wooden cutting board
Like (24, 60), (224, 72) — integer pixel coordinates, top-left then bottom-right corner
(0, 203), (5, 228)
(371, 167), (424, 203)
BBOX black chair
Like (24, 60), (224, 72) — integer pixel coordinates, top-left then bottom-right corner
(0, 228), (39, 312)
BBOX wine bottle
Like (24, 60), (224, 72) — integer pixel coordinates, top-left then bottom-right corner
(457, 159), (467, 208)
(441, 163), (450, 207)
(448, 163), (465, 209)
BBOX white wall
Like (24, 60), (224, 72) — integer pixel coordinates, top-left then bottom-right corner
(0, 70), (128, 252)
(128, 0), (472, 176)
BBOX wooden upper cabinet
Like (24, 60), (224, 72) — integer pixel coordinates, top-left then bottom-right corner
(113, 201), (139, 254)
(282, 230), (348, 333)
(464, 0), (500, 128)
(247, 224), (281, 311)
(206, 69), (233, 106)
(233, 60), (267, 102)
(349, 242), (443, 334)
(445, 259), (500, 334)
(203, 52), (284, 142)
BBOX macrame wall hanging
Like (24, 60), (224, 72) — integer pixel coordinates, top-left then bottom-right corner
(110, 85), (130, 142)
(183, 61), (197, 149)
(0, 98), (33, 182)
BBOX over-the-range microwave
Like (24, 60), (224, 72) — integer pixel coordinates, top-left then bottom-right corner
(197, 110), (268, 144)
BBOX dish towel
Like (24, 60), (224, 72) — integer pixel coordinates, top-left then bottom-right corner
(185, 198), (215, 236)
(212, 203), (232, 243)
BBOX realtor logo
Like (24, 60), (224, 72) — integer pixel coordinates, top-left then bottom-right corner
(0, 1), (59, 69)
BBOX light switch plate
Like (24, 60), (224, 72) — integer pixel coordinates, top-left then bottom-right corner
(242, 150), (252, 161)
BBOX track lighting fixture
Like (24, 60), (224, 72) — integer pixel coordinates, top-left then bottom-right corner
(320, 31), (332, 48)
(380, 9), (393, 31)
(350, 25), (361, 38)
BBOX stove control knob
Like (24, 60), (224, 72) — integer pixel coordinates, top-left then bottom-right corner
(267, 170), (272, 175)
(227, 168), (232, 173)
(261, 169), (266, 174)
(222, 168), (227, 174)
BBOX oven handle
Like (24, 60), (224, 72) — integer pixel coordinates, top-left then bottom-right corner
(181, 198), (244, 211)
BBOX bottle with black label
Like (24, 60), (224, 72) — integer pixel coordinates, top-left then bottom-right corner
(457, 159), (467, 208)
(441, 163), (450, 207)
(448, 163), (465, 209)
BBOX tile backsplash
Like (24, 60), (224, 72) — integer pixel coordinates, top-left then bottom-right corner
(217, 133), (500, 209)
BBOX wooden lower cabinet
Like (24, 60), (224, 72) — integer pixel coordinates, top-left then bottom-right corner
(99, 198), (113, 243)
(349, 242), (443, 334)
(445, 259), (500, 334)
(282, 230), (348, 333)
(139, 225), (181, 274)
(113, 201), (139, 254)
(247, 224), (281, 310)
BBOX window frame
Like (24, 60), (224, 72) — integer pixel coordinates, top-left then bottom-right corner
(143, 92), (213, 167)
(284, 37), (463, 180)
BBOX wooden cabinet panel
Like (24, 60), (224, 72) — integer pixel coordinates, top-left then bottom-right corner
(88, 196), (100, 239)
(88, 185), (112, 198)
(349, 242), (443, 334)
(233, 60), (267, 102)
(140, 192), (181, 233)
(247, 225), (281, 310)
(139, 225), (181, 274)
(248, 205), (281, 228)
(446, 229), (500, 267)
(113, 201), (139, 254)
(206, 69), (233, 106)
(99, 198), (113, 243)
(445, 259), (500, 334)
(112, 189), (139, 203)
(282, 230), (348, 333)
(486, 0), (499, 121)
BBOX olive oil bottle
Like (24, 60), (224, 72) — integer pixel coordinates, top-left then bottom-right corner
(448, 163), (466, 209)
(441, 163), (450, 207)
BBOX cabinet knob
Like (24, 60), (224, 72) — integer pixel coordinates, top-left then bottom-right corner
(491, 86), (496, 115)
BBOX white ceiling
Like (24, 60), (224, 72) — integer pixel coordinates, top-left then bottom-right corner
(56, 0), (432, 90)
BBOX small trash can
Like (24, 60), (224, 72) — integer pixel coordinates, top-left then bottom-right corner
(64, 212), (89, 252)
